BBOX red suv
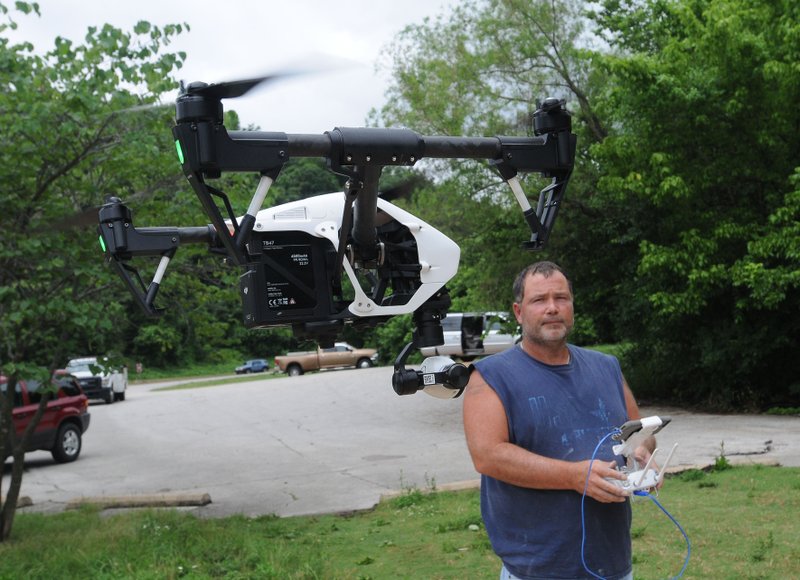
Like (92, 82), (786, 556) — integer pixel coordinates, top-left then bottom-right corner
(1, 374), (91, 463)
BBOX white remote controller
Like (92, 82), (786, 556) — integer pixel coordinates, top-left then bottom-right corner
(606, 416), (678, 494)
(607, 464), (664, 493)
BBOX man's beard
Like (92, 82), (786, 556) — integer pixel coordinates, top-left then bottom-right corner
(523, 319), (572, 346)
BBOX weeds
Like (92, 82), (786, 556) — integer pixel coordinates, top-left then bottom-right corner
(765, 406), (800, 416)
(750, 531), (775, 563)
(714, 441), (732, 472)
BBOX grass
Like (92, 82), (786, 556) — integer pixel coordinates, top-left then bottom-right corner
(153, 373), (281, 392)
(766, 407), (800, 416)
(586, 342), (632, 359)
(1, 465), (798, 578)
(131, 361), (244, 382)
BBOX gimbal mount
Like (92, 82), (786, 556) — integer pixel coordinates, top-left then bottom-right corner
(98, 79), (576, 393)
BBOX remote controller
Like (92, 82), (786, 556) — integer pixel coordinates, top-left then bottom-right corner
(605, 416), (678, 493)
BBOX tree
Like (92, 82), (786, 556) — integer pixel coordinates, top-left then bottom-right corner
(0, 2), (188, 539)
(377, 0), (800, 408)
(592, 0), (800, 407)
(375, 0), (625, 340)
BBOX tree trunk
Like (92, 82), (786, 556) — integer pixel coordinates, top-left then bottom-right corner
(0, 449), (25, 541)
(0, 378), (52, 541)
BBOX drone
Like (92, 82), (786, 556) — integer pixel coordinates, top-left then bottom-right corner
(98, 74), (577, 397)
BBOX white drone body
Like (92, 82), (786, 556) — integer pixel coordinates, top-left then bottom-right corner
(249, 188), (460, 319)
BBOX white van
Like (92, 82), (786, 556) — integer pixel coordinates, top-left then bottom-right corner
(419, 312), (519, 361)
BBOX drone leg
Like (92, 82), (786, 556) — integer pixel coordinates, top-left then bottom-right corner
(144, 254), (173, 308)
(235, 174), (274, 250)
(506, 176), (547, 244)
(247, 174), (274, 216)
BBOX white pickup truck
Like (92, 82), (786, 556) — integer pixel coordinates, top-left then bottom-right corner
(419, 312), (520, 361)
(65, 357), (127, 404)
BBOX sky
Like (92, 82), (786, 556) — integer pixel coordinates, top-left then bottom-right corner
(7, 0), (454, 133)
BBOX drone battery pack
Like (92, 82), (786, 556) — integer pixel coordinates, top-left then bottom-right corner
(239, 230), (336, 328)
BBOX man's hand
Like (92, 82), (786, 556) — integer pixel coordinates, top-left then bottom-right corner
(575, 460), (630, 503)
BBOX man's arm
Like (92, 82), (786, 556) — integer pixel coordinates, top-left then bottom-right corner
(462, 369), (629, 503)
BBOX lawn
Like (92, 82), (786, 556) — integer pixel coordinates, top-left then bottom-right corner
(0, 464), (798, 578)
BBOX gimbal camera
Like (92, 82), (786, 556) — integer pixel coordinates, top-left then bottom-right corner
(98, 75), (576, 394)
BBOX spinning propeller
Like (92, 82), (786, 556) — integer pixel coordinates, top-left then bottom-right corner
(179, 70), (302, 100)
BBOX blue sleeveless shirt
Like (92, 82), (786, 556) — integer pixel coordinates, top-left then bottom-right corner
(474, 344), (632, 580)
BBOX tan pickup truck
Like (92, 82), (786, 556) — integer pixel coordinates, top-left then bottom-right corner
(274, 342), (378, 376)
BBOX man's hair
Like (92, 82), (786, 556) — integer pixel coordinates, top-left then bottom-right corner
(513, 261), (573, 303)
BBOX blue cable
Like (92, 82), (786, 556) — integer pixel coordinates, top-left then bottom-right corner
(580, 429), (619, 580)
(580, 429), (691, 580)
(634, 491), (691, 579)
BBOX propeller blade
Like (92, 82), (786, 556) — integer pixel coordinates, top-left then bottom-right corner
(185, 70), (304, 100)
(51, 206), (101, 231)
(114, 101), (173, 115)
(50, 196), (133, 233)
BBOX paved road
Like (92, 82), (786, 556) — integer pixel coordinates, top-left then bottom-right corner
(10, 366), (800, 518)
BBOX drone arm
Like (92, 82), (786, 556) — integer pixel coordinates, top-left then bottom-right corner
(102, 225), (215, 317)
(491, 102), (577, 249)
(99, 198), (218, 316)
(177, 113), (574, 255)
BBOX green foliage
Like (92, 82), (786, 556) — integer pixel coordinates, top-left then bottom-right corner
(373, 314), (417, 365)
(766, 406), (800, 416)
(713, 442), (732, 472)
(377, 0), (800, 409)
(0, 3), (189, 377)
(593, 0), (800, 409)
(131, 325), (182, 368)
(268, 157), (345, 205)
(0, 1), (192, 538)
(376, 0), (614, 317)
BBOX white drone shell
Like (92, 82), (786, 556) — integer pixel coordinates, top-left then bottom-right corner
(249, 191), (460, 319)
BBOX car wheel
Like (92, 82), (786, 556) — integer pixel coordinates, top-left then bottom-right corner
(356, 358), (373, 369)
(51, 423), (82, 463)
(287, 364), (303, 377)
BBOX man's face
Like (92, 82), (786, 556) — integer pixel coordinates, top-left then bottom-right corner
(513, 271), (574, 347)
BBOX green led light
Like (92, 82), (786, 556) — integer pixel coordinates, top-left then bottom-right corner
(175, 139), (185, 164)
(98, 235), (106, 253)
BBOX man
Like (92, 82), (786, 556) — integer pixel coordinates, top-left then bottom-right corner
(463, 261), (655, 580)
